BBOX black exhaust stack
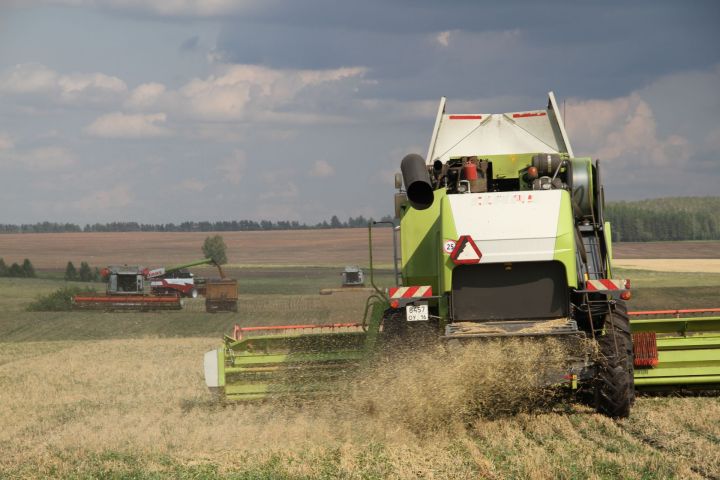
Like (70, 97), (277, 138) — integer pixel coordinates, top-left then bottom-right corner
(401, 153), (434, 210)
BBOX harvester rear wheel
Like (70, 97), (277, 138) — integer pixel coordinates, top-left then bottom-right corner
(594, 300), (634, 418)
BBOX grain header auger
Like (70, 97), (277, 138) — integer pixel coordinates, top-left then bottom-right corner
(203, 231), (389, 400)
(204, 92), (720, 415)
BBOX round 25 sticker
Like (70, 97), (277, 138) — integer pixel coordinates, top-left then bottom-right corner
(443, 239), (456, 254)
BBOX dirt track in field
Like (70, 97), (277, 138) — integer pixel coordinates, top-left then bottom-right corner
(0, 230), (717, 270)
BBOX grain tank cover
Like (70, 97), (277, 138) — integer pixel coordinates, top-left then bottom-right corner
(426, 92), (574, 163)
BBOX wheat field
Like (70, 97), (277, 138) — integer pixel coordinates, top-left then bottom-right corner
(1, 236), (719, 478)
(1, 337), (719, 479)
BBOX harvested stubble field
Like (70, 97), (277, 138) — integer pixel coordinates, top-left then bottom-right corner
(0, 232), (719, 479)
(1, 337), (719, 479)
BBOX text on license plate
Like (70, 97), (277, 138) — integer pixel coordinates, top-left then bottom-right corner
(406, 303), (429, 321)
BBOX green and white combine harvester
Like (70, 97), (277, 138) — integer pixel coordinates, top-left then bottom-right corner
(204, 93), (720, 417)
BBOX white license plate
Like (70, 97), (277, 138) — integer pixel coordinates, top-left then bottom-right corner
(406, 303), (429, 321)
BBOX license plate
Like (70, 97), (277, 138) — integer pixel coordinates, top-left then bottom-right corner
(406, 303), (429, 321)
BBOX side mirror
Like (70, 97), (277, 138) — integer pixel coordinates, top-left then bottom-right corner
(394, 172), (403, 190)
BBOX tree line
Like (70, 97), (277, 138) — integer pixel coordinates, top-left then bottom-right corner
(0, 258), (36, 278)
(0, 215), (394, 234)
(64, 261), (101, 282)
(605, 197), (720, 242)
(1, 197), (718, 241)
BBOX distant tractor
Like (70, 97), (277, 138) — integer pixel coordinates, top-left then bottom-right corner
(342, 265), (365, 287)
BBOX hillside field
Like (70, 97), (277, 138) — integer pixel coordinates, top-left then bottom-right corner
(0, 232), (719, 479)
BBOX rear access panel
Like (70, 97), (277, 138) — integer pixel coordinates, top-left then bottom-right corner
(451, 261), (568, 321)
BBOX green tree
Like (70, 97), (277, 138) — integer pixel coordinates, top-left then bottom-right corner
(0, 258), (7, 277)
(9, 263), (23, 277)
(65, 261), (78, 281)
(202, 235), (228, 265)
(22, 259), (36, 278)
(78, 261), (93, 282)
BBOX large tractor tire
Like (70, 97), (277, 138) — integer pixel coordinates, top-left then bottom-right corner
(594, 300), (635, 418)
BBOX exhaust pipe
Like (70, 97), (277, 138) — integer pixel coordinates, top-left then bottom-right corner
(401, 153), (434, 210)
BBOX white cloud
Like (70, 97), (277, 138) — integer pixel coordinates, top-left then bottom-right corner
(436, 31), (451, 47)
(217, 149), (246, 185)
(2, 146), (77, 171)
(1, 62), (366, 126)
(566, 93), (691, 168)
(174, 64), (366, 122)
(85, 112), (172, 138)
(0, 63), (127, 104)
(310, 160), (335, 177)
(125, 82), (166, 109)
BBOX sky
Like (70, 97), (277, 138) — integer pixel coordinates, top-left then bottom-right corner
(0, 0), (718, 225)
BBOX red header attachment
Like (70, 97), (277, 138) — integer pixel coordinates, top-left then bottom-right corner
(450, 235), (482, 265)
(632, 332), (659, 368)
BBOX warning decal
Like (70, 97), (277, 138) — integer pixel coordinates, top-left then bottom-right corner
(450, 235), (482, 265)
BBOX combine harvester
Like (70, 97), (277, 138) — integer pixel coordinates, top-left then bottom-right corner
(74, 257), (225, 311)
(73, 265), (183, 311)
(204, 93), (720, 416)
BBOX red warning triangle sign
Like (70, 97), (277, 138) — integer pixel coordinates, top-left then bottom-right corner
(450, 235), (482, 265)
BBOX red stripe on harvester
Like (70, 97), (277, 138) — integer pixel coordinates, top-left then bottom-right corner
(599, 278), (619, 290)
(632, 332), (659, 368)
(73, 296), (179, 303)
(237, 323), (361, 332)
(449, 115), (482, 120)
(585, 281), (598, 291)
(403, 286), (420, 298)
(629, 308), (720, 316)
(512, 112), (547, 118)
